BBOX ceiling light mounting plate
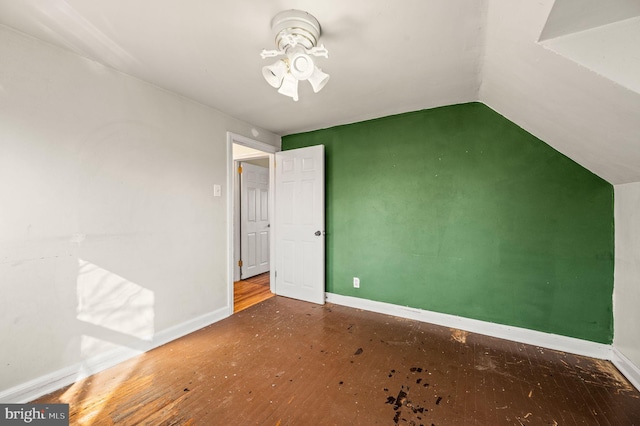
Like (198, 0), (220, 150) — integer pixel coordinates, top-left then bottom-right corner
(261, 10), (326, 58)
(272, 9), (320, 51)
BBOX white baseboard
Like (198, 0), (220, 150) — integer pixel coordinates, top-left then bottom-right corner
(0, 306), (230, 403)
(4, 296), (639, 403)
(611, 347), (640, 391)
(325, 293), (612, 360)
(327, 293), (640, 392)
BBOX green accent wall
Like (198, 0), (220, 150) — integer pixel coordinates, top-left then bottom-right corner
(283, 102), (614, 344)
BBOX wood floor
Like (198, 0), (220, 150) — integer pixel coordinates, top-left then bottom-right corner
(234, 272), (274, 313)
(36, 297), (640, 425)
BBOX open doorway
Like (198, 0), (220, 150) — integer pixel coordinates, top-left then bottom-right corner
(226, 133), (326, 314)
(227, 133), (277, 314)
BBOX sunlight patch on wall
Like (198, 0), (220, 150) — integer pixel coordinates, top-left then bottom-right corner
(76, 259), (154, 341)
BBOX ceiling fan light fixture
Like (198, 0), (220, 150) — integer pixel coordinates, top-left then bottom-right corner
(260, 9), (329, 101)
(308, 67), (330, 93)
(278, 73), (299, 101)
(289, 51), (314, 80)
(262, 59), (288, 88)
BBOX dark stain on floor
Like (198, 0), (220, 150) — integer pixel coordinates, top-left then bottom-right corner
(385, 368), (436, 426)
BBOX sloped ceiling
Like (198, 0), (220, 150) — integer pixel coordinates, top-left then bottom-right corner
(482, 0), (640, 185)
(1, 0), (639, 184)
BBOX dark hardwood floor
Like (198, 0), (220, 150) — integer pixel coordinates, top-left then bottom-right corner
(234, 272), (274, 313)
(35, 297), (640, 425)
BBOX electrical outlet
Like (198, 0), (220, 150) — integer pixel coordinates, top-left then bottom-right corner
(353, 277), (360, 288)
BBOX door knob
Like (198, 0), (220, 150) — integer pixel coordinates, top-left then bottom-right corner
(315, 230), (322, 236)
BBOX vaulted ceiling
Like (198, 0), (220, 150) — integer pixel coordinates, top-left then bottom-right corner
(1, 0), (639, 184)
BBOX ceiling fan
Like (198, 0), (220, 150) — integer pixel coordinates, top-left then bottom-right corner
(260, 10), (330, 101)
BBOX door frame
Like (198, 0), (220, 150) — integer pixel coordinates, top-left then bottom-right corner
(234, 157), (269, 282)
(235, 160), (270, 281)
(227, 132), (278, 315)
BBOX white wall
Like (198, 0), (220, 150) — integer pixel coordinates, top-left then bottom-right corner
(614, 182), (640, 368)
(0, 25), (280, 396)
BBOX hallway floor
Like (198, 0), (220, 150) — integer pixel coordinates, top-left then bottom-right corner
(234, 272), (273, 313)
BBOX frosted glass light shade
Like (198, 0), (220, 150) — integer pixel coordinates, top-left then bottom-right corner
(262, 60), (288, 88)
(308, 67), (330, 93)
(277, 73), (299, 101)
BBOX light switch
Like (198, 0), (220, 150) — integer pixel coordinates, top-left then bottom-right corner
(214, 184), (221, 197)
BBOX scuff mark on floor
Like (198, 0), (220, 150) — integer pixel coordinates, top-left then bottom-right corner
(450, 328), (468, 344)
(592, 359), (637, 395)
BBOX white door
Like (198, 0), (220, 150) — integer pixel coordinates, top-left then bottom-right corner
(275, 145), (325, 305)
(240, 162), (270, 279)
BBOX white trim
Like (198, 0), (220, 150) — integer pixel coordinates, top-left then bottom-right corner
(233, 159), (241, 282)
(325, 293), (612, 360)
(5, 295), (638, 403)
(611, 347), (640, 391)
(268, 155), (276, 295)
(227, 132), (279, 306)
(233, 152), (270, 161)
(227, 134), (235, 316)
(229, 133), (278, 154)
(0, 307), (229, 403)
(329, 292), (640, 392)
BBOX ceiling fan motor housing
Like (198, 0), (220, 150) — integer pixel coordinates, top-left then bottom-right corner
(272, 10), (322, 52)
